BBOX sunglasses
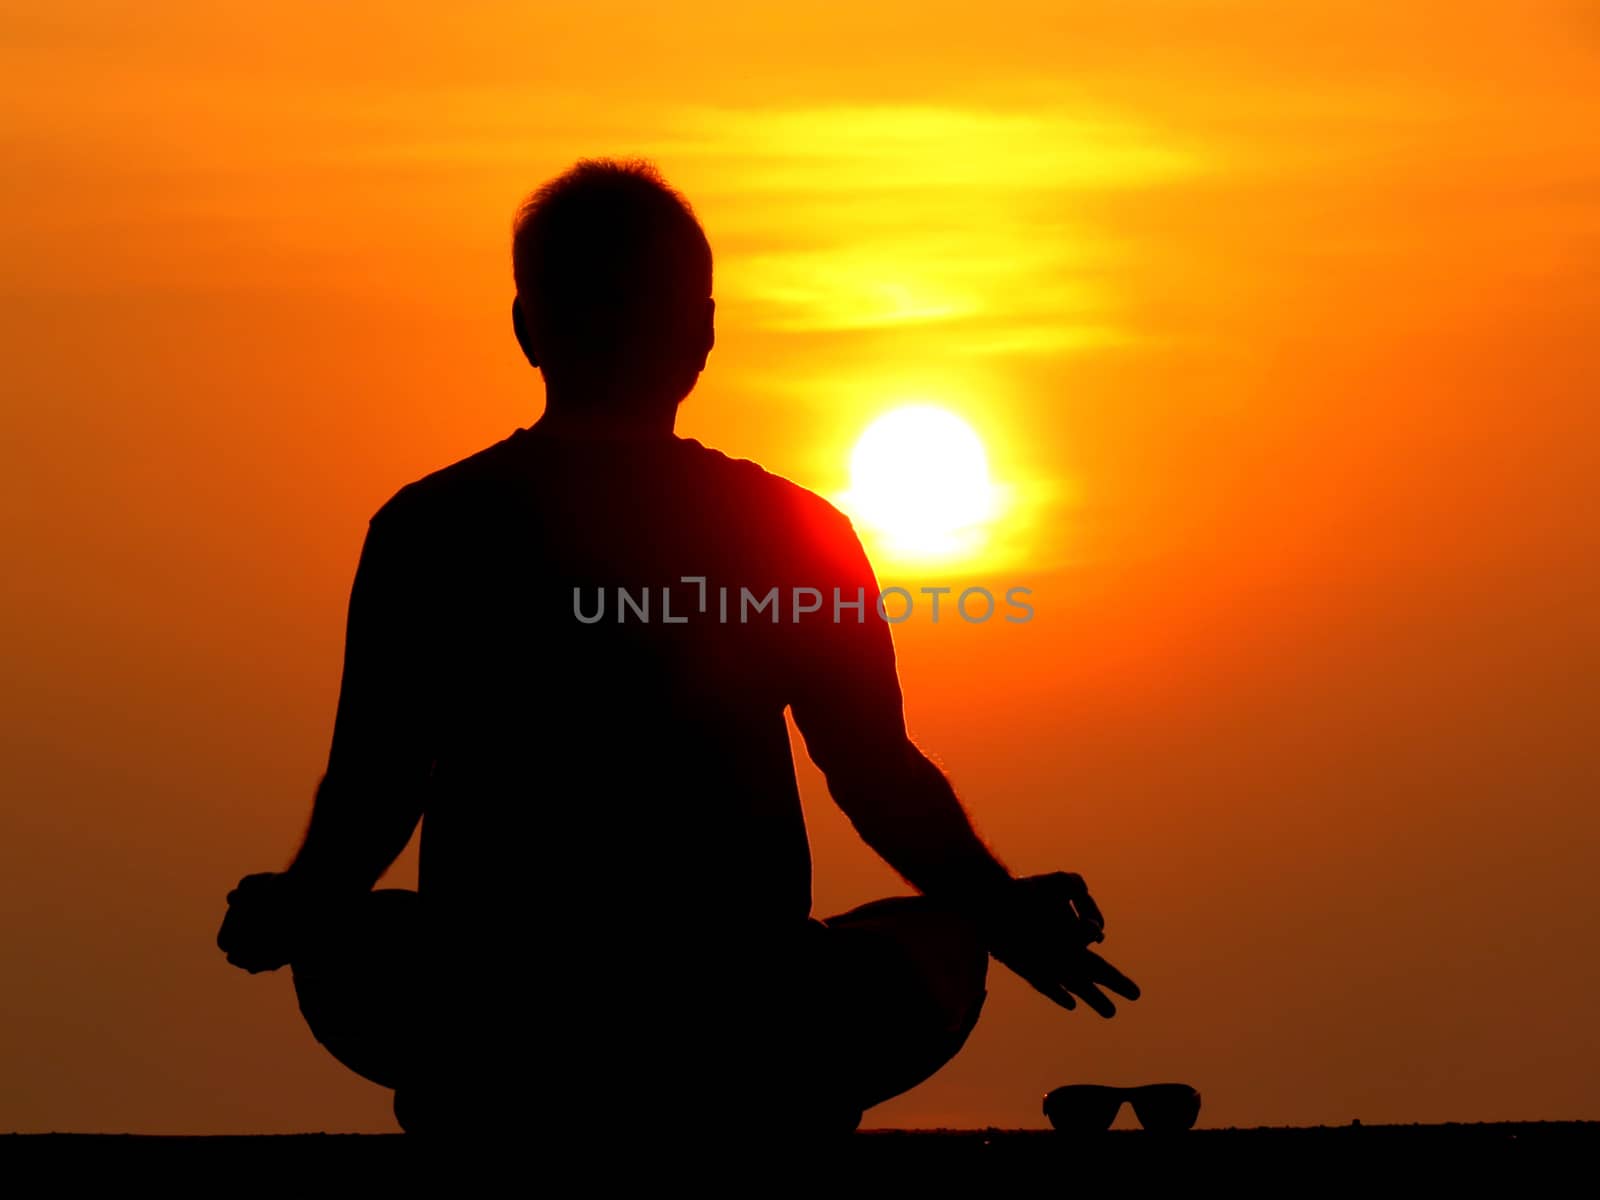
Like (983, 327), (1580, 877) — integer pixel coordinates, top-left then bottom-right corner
(1044, 1083), (1202, 1133)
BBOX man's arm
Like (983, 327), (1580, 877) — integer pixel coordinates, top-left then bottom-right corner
(219, 505), (432, 972)
(814, 732), (1014, 912)
(789, 509), (1139, 1016)
(287, 507), (432, 893)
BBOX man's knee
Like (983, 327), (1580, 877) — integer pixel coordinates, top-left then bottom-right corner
(916, 904), (988, 1033)
(289, 889), (421, 1090)
(291, 887), (419, 976)
(824, 895), (988, 1030)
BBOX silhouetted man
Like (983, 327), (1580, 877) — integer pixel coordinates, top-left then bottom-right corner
(218, 159), (1138, 1136)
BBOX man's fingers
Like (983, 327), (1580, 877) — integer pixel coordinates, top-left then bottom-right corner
(223, 931), (288, 973)
(1083, 950), (1141, 1001)
(1011, 961), (1119, 1015)
(1017, 970), (1078, 1011)
(216, 906), (250, 953)
(1045, 871), (1106, 939)
(1068, 979), (1117, 1018)
(225, 876), (274, 912)
(1068, 881), (1106, 936)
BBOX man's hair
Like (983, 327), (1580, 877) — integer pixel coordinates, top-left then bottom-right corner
(512, 159), (712, 365)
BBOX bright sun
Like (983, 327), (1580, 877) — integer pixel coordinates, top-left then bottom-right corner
(845, 405), (997, 558)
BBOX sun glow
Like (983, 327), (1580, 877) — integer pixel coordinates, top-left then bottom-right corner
(843, 405), (998, 561)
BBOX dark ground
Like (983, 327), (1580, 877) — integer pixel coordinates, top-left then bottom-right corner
(4, 1124), (1596, 1187)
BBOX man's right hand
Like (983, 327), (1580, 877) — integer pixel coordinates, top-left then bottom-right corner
(216, 872), (303, 974)
(983, 871), (1141, 1017)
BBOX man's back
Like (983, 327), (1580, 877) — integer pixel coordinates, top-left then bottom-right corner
(335, 424), (901, 1037)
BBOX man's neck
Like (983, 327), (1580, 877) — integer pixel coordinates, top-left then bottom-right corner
(533, 398), (678, 441)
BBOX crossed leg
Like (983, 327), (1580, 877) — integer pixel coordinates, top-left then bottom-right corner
(289, 889), (988, 1132)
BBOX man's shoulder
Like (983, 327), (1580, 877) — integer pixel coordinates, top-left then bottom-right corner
(682, 438), (855, 536)
(368, 429), (533, 528)
(681, 439), (872, 585)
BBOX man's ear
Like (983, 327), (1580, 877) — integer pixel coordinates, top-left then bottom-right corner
(511, 297), (538, 368)
(697, 298), (716, 370)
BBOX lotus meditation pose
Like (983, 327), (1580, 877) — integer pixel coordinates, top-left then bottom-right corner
(217, 159), (1138, 1135)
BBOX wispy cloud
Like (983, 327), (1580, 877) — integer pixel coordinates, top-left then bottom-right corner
(640, 105), (1204, 342)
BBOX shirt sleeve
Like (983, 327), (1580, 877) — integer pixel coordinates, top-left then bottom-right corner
(786, 506), (913, 794)
(323, 498), (438, 799)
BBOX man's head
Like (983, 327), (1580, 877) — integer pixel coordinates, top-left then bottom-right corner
(512, 159), (714, 415)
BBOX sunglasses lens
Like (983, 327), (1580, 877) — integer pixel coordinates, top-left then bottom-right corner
(1131, 1084), (1202, 1131)
(1043, 1086), (1121, 1133)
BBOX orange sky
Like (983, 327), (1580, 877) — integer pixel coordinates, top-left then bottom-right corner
(2, 2), (1598, 1132)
